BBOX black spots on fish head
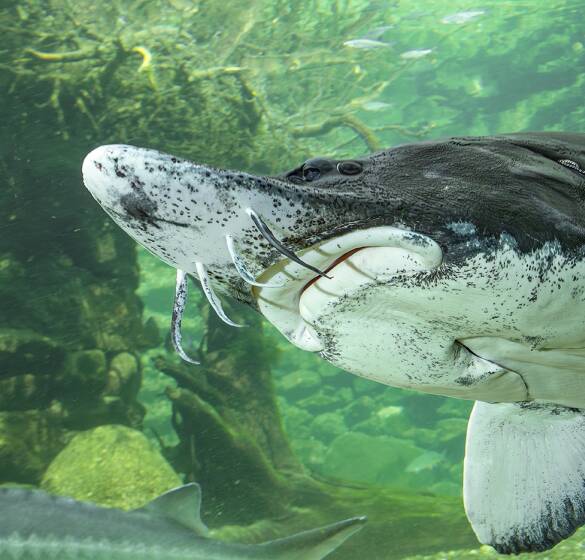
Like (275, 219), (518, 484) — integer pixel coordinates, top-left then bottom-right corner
(111, 156), (133, 179)
(120, 191), (159, 230)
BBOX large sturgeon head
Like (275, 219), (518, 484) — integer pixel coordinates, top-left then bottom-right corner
(82, 132), (585, 404)
(83, 133), (585, 555)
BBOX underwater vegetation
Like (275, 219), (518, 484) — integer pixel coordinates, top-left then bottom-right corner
(2, 0), (585, 558)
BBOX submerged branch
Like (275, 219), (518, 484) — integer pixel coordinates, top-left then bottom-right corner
(25, 47), (97, 62)
(292, 114), (381, 152)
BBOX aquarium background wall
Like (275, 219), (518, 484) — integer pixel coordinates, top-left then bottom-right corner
(1, 0), (585, 558)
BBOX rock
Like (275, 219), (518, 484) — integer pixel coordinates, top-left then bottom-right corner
(297, 387), (350, 414)
(281, 404), (313, 439)
(317, 364), (346, 381)
(436, 418), (468, 443)
(290, 438), (327, 469)
(64, 396), (145, 430)
(352, 376), (380, 395)
(336, 387), (355, 405)
(279, 369), (321, 399)
(41, 425), (181, 509)
(0, 374), (54, 411)
(108, 352), (140, 400)
(321, 432), (425, 488)
(429, 480), (461, 497)
(405, 427), (439, 448)
(436, 399), (473, 418)
(61, 349), (107, 400)
(310, 412), (347, 443)
(377, 405), (404, 419)
(376, 388), (406, 406)
(344, 396), (375, 425)
(355, 412), (410, 438)
(0, 409), (64, 483)
(0, 328), (65, 376)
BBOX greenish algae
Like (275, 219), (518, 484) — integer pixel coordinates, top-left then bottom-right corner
(41, 425), (181, 509)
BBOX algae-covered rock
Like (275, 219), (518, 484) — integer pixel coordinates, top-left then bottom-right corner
(352, 376), (380, 395)
(354, 406), (410, 438)
(437, 418), (469, 443)
(0, 409), (65, 483)
(290, 438), (328, 470)
(321, 431), (424, 487)
(297, 388), (352, 414)
(107, 352), (140, 401)
(0, 329), (65, 376)
(343, 396), (376, 425)
(279, 369), (322, 399)
(41, 425), (181, 509)
(281, 404), (313, 439)
(310, 412), (347, 443)
(61, 349), (108, 399)
(429, 480), (461, 497)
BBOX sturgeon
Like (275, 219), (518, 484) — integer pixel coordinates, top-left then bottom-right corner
(82, 132), (585, 553)
(0, 484), (365, 559)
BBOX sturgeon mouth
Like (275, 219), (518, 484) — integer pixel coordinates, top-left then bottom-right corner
(300, 247), (365, 295)
(254, 226), (443, 352)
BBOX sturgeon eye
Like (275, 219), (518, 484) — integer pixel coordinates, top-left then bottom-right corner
(302, 166), (321, 181)
(337, 161), (363, 175)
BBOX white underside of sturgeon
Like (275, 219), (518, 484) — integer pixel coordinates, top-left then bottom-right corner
(258, 232), (585, 408)
(255, 226), (443, 351)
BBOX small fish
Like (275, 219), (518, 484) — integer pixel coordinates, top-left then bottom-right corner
(361, 101), (394, 112)
(363, 25), (395, 39)
(343, 39), (392, 50)
(405, 450), (445, 473)
(441, 10), (485, 24)
(400, 48), (433, 60)
(401, 10), (433, 20)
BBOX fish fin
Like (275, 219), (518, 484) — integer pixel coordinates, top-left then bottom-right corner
(259, 516), (366, 559)
(136, 483), (209, 536)
(464, 401), (585, 554)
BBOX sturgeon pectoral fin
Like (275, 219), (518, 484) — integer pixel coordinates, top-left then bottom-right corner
(464, 401), (585, 554)
(171, 269), (200, 364)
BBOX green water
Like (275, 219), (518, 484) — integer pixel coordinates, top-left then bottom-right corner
(2, 0), (585, 558)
